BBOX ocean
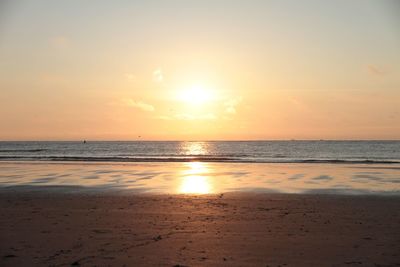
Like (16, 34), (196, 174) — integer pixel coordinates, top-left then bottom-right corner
(1, 141), (400, 195)
(1, 140), (400, 163)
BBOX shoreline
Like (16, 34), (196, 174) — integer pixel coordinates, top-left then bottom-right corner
(2, 158), (400, 164)
(1, 192), (400, 266)
(2, 184), (400, 197)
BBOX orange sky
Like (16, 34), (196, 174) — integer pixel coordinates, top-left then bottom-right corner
(0, 1), (399, 140)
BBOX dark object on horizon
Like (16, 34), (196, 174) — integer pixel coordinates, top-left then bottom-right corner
(83, 140), (87, 144)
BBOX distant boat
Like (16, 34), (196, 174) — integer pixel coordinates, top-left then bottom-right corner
(83, 140), (87, 144)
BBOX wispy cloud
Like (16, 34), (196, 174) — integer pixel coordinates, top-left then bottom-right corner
(367, 64), (387, 76)
(177, 113), (217, 121)
(153, 68), (163, 83)
(121, 99), (155, 112)
(158, 113), (217, 121)
(224, 97), (242, 114)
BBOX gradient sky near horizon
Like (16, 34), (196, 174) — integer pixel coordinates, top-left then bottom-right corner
(0, 0), (399, 140)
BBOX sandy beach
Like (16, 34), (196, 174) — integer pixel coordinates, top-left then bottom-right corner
(1, 192), (399, 266)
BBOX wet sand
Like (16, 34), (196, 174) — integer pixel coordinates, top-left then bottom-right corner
(2, 161), (400, 195)
(1, 192), (400, 266)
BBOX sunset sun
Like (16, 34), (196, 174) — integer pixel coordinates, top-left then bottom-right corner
(178, 84), (215, 105)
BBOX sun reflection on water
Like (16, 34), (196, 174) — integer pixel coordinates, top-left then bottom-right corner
(178, 162), (213, 194)
(180, 141), (209, 156)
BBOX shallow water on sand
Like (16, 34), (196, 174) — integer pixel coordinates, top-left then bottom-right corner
(1, 161), (400, 195)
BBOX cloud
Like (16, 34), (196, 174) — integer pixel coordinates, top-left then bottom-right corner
(175, 114), (195, 120)
(153, 68), (163, 83)
(49, 36), (70, 49)
(158, 113), (217, 121)
(179, 113), (217, 121)
(224, 97), (242, 114)
(157, 115), (173, 121)
(367, 64), (387, 76)
(122, 99), (155, 112)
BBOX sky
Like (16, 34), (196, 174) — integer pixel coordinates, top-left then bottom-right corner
(0, 0), (399, 140)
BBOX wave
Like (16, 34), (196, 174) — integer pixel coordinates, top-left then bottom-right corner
(0, 149), (47, 153)
(0, 156), (399, 164)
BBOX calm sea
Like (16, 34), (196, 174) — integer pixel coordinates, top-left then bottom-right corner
(0, 141), (399, 164)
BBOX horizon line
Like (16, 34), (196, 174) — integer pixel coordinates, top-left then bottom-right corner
(0, 139), (399, 142)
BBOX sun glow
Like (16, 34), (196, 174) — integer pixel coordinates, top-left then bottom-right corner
(178, 84), (215, 105)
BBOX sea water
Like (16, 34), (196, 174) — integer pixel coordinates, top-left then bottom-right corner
(1, 141), (399, 195)
(1, 141), (399, 163)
